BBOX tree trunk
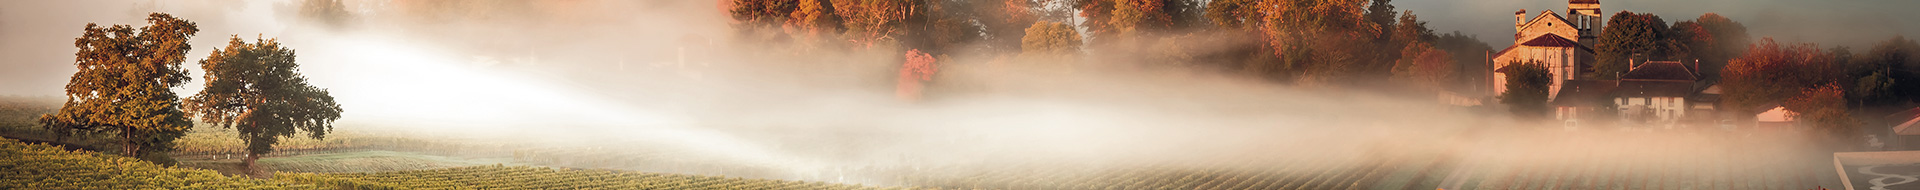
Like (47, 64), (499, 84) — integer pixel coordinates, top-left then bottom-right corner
(243, 152), (264, 178)
(243, 118), (260, 174)
(243, 152), (259, 168)
(123, 125), (137, 157)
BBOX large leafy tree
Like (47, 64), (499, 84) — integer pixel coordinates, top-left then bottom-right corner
(974, 0), (1042, 54)
(916, 0), (987, 54)
(1074, 0), (1204, 45)
(38, 13), (199, 162)
(1393, 41), (1454, 92)
(1720, 38), (1844, 115)
(729, 0), (797, 29)
(1433, 31), (1494, 90)
(1256, 0), (1378, 85)
(1785, 84), (1862, 149)
(1592, 11), (1671, 79)
(183, 37), (343, 170)
(1190, 0), (1393, 85)
(787, 0), (844, 39)
(834, 0), (925, 48)
(897, 49), (939, 101)
(1851, 36), (1920, 105)
(1379, 11), (1435, 78)
(1500, 60), (1552, 119)
(1105, 0), (1171, 37)
(299, 0), (354, 30)
(727, 0), (799, 46)
(1202, 0), (1258, 29)
(1020, 21), (1083, 57)
(1686, 13), (1750, 80)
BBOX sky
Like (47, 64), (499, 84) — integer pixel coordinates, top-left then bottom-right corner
(3, 0), (1919, 96)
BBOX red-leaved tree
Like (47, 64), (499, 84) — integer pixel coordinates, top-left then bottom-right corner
(898, 49), (938, 101)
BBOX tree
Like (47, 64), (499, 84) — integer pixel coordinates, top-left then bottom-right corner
(1162, 0), (1206, 31)
(1363, 0), (1395, 35)
(1501, 60), (1552, 119)
(1785, 84), (1862, 149)
(1852, 36), (1920, 104)
(1202, 0), (1258, 29)
(897, 49), (939, 101)
(299, 0), (355, 30)
(787, 0), (844, 39)
(1433, 31), (1494, 90)
(974, 0), (1042, 54)
(38, 13), (199, 163)
(1865, 36), (1920, 70)
(834, 0), (925, 48)
(1393, 41), (1454, 91)
(1377, 10), (1435, 78)
(1021, 21), (1083, 57)
(1105, 0), (1171, 37)
(1592, 11), (1671, 79)
(730, 0), (797, 29)
(916, 0), (987, 54)
(1721, 38), (1843, 115)
(1073, 0), (1116, 44)
(1687, 13), (1751, 80)
(1668, 21), (1707, 61)
(183, 37), (343, 171)
(1257, 0), (1379, 85)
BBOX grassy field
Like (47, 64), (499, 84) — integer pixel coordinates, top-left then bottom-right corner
(179, 150), (512, 175)
(3, 138), (911, 189)
(0, 96), (1844, 190)
(280, 165), (914, 190)
(0, 138), (326, 189)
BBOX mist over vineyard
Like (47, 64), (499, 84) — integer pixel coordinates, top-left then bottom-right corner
(1, 0), (1897, 189)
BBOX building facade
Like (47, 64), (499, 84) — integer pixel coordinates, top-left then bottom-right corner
(1491, 0), (1603, 100)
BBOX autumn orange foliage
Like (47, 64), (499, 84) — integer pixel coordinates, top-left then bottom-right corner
(897, 49), (938, 101)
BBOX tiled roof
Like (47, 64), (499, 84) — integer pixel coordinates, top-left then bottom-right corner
(1621, 61), (1697, 81)
(1521, 33), (1584, 48)
(1549, 80), (1619, 107)
(1492, 33), (1593, 58)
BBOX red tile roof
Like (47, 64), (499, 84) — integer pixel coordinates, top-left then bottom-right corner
(1491, 33), (1593, 58)
(1520, 33), (1585, 48)
(1621, 61), (1697, 82)
(1550, 80), (1619, 107)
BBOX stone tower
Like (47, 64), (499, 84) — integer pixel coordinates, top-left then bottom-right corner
(1568, 0), (1602, 46)
(1514, 9), (1527, 33)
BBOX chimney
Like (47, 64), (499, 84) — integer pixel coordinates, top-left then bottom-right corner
(1629, 53), (1642, 69)
(1515, 9), (1527, 31)
(1693, 59), (1701, 76)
